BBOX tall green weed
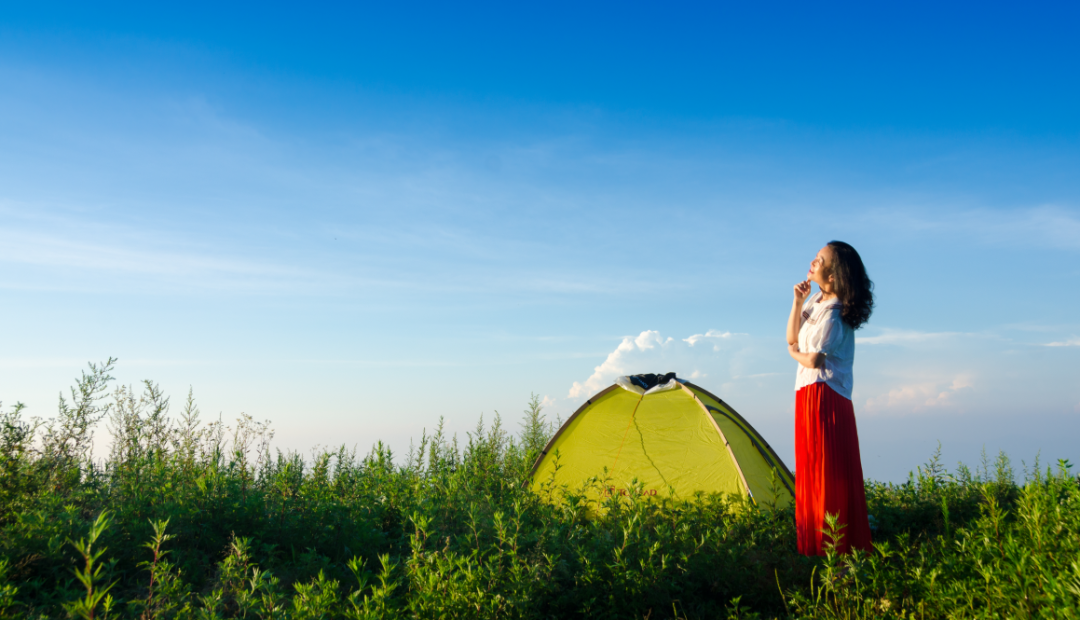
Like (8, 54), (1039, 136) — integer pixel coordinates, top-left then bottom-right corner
(1, 362), (1078, 618)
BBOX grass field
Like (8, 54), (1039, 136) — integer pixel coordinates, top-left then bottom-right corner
(2, 360), (1078, 619)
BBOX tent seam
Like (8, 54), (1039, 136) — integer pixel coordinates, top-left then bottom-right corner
(680, 384), (754, 501)
(611, 395), (644, 472)
(685, 381), (796, 490)
(705, 404), (796, 498)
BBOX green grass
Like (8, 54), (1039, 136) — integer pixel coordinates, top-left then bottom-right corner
(1, 359), (1079, 619)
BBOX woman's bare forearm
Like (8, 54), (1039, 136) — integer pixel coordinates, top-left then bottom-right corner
(786, 298), (802, 345)
(788, 344), (825, 369)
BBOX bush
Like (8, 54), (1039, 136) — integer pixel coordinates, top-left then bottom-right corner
(0, 361), (1078, 619)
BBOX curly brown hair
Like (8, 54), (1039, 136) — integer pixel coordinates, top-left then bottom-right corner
(827, 241), (874, 329)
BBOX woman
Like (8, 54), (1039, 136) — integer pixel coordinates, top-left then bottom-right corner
(786, 241), (874, 556)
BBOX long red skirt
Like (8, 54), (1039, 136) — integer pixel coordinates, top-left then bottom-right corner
(795, 382), (873, 556)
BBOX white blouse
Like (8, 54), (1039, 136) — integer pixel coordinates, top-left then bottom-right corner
(795, 291), (855, 400)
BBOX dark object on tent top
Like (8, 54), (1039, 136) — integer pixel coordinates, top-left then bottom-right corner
(627, 373), (678, 390)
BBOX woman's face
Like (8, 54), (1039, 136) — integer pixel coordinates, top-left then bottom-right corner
(808, 245), (835, 288)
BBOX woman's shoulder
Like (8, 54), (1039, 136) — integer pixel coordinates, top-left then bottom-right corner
(807, 293), (841, 313)
(821, 299), (843, 312)
(815, 297), (845, 326)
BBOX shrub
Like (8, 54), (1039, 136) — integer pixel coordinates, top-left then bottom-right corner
(0, 361), (1077, 618)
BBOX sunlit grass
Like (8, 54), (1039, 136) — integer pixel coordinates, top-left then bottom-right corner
(1, 360), (1078, 618)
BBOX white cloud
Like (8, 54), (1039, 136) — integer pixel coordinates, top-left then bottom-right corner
(634, 330), (669, 350)
(568, 329), (748, 399)
(864, 374), (975, 414)
(857, 329), (963, 345)
(683, 330), (733, 351)
(568, 335), (639, 398)
(1045, 337), (1080, 347)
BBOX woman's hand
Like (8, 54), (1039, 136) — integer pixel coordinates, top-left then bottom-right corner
(793, 279), (811, 303)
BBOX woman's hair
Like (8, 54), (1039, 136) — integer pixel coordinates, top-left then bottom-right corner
(826, 241), (874, 329)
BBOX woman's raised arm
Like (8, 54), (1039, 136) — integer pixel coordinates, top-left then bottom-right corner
(787, 280), (811, 345)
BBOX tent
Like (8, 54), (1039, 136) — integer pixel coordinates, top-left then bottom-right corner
(528, 373), (795, 508)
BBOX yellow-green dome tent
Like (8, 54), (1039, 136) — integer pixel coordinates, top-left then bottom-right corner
(528, 374), (795, 508)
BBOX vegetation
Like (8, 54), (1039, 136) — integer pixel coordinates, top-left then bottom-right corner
(1, 359), (1079, 619)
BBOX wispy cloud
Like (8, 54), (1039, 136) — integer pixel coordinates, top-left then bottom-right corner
(856, 328), (965, 345)
(683, 330), (734, 350)
(1, 232), (300, 279)
(861, 205), (1080, 251)
(0, 230), (356, 295)
(863, 374), (975, 414)
(0, 208), (679, 298)
(992, 206), (1080, 251)
(860, 325), (1080, 349)
(1044, 337), (1080, 347)
(0, 358), (467, 370)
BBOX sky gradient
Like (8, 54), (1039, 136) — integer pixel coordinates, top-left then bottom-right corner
(2, 2), (1078, 481)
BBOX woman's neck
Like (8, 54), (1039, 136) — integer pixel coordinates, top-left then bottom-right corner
(818, 287), (837, 301)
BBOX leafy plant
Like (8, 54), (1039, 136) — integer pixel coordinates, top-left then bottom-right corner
(64, 512), (118, 620)
(1, 361), (1078, 618)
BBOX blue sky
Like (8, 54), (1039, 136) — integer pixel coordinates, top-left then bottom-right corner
(2, 2), (1078, 481)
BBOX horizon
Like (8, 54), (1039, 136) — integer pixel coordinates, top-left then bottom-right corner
(1, 1), (1078, 482)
